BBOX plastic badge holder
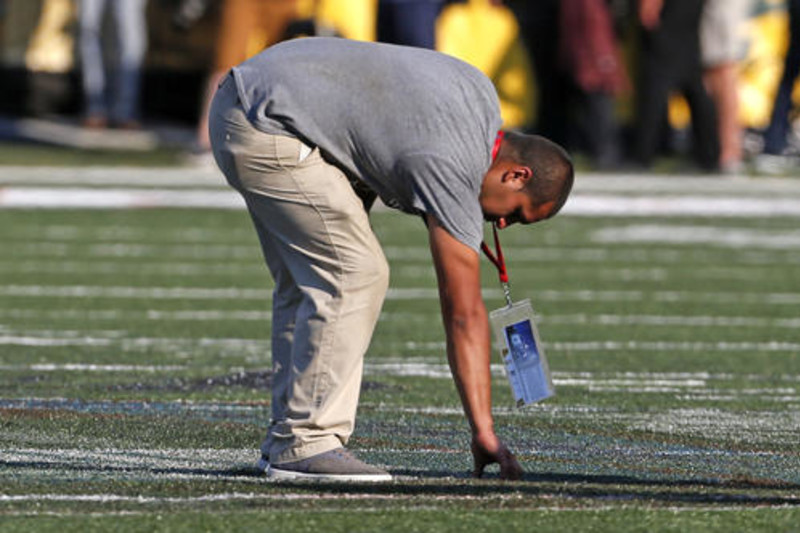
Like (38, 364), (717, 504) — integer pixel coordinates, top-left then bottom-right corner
(489, 299), (555, 407)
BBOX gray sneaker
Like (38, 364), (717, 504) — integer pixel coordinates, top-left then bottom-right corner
(267, 448), (392, 482)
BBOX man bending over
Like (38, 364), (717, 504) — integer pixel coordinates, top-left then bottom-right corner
(209, 37), (573, 482)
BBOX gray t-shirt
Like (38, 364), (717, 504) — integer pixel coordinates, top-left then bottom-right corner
(232, 37), (502, 250)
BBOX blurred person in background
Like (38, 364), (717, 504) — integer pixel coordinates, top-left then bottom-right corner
(700, 0), (754, 174)
(79, 0), (148, 129)
(376, 0), (461, 49)
(756, 0), (800, 174)
(498, 0), (570, 147)
(633, 0), (718, 171)
(559, 0), (630, 170)
(24, 0), (76, 118)
(190, 0), (300, 158)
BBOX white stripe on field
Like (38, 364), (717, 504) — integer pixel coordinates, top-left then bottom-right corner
(0, 363), (185, 372)
(0, 260), (264, 277)
(4, 308), (798, 329)
(543, 314), (800, 328)
(592, 225), (800, 249)
(0, 493), (444, 504)
(574, 173), (800, 195)
(7, 225), (254, 242)
(5, 167), (800, 195)
(3, 334), (800, 354)
(562, 195), (800, 217)
(0, 308), (274, 322)
(0, 308), (800, 330)
(0, 188), (244, 209)
(5, 187), (800, 218)
(7, 243), (800, 266)
(0, 166), (226, 187)
(4, 284), (800, 305)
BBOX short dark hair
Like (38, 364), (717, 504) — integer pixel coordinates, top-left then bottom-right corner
(503, 132), (574, 216)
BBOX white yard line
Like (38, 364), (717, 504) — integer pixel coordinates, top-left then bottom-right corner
(0, 363), (185, 372)
(562, 195), (800, 217)
(2, 308), (799, 329)
(3, 284), (800, 305)
(6, 244), (800, 266)
(1, 333), (800, 354)
(4, 186), (800, 217)
(0, 188), (244, 209)
(4, 506), (800, 516)
(0, 167), (226, 188)
(592, 225), (800, 249)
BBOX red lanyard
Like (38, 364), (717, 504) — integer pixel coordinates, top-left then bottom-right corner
(481, 223), (513, 305)
(482, 130), (513, 305)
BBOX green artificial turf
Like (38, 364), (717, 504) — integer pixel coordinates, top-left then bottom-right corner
(1, 194), (800, 530)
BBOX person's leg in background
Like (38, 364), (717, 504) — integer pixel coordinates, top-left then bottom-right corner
(762, 0), (800, 157)
(109, 0), (148, 128)
(78, 0), (108, 127)
(682, 74), (720, 171)
(580, 90), (623, 169)
(376, 0), (443, 49)
(504, 0), (570, 145)
(700, 0), (752, 173)
(634, 56), (672, 168)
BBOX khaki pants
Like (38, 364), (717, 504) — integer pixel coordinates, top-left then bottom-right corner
(209, 75), (389, 464)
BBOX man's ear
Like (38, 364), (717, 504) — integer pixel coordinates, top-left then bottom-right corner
(502, 166), (533, 188)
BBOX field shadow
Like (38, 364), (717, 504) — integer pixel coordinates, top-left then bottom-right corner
(7, 458), (800, 507)
(321, 468), (800, 507)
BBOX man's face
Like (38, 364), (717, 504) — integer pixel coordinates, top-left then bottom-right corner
(480, 187), (557, 229)
(479, 165), (557, 229)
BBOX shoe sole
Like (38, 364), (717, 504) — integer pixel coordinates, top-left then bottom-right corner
(267, 465), (392, 482)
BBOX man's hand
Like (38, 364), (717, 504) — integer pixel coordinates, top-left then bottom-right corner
(472, 432), (523, 480)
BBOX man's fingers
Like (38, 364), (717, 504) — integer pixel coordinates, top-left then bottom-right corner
(472, 461), (486, 479)
(471, 440), (489, 478)
(499, 454), (523, 481)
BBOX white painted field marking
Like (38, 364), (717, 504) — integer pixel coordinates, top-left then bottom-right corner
(628, 408), (800, 444)
(4, 284), (800, 305)
(543, 314), (800, 328)
(5, 167), (800, 194)
(0, 363), (185, 372)
(563, 195), (800, 217)
(2, 331), (800, 356)
(0, 167), (225, 188)
(7, 242), (259, 259)
(0, 260), (264, 277)
(0, 285), (468, 300)
(0, 399), (266, 414)
(0, 188), (245, 209)
(7, 243), (800, 267)
(7, 225), (254, 242)
(575, 173), (800, 194)
(592, 225), (800, 249)
(5, 186), (800, 218)
(0, 308), (274, 322)
(7, 506), (800, 516)
(4, 307), (799, 329)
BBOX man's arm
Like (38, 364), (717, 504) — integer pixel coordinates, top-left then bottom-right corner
(426, 214), (522, 480)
